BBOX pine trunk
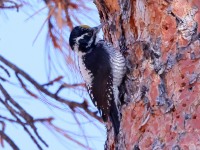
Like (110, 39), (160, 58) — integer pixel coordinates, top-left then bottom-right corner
(95, 0), (200, 149)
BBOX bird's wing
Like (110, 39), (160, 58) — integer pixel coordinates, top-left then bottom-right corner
(89, 68), (113, 121)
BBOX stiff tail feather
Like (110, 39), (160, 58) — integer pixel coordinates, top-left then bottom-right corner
(109, 101), (120, 135)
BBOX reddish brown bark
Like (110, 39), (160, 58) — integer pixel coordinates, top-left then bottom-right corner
(95, 0), (200, 149)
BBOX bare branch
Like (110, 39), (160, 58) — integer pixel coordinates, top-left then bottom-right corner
(15, 72), (38, 98)
(0, 115), (54, 125)
(0, 55), (101, 121)
(42, 76), (64, 86)
(0, 65), (10, 77)
(0, 85), (48, 149)
(55, 83), (85, 95)
(0, 0), (22, 11)
(0, 130), (19, 150)
(0, 116), (18, 124)
(0, 100), (44, 150)
(0, 77), (7, 82)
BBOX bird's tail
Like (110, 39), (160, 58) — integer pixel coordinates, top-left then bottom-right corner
(109, 100), (120, 136)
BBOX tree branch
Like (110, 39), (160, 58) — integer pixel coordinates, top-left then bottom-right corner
(0, 130), (20, 150)
(0, 55), (101, 121)
(0, 96), (45, 150)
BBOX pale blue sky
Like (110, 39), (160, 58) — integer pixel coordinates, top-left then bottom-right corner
(0, 1), (105, 150)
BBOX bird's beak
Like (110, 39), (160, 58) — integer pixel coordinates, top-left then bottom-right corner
(93, 23), (105, 34)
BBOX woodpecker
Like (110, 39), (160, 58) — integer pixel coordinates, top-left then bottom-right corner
(69, 24), (126, 135)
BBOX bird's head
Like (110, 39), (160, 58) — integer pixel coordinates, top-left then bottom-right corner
(69, 24), (103, 53)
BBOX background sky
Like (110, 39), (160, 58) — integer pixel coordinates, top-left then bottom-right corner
(0, 1), (105, 150)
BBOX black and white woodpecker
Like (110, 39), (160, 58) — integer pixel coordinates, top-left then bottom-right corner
(69, 24), (126, 135)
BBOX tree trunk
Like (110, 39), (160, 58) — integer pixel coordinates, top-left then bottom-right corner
(95, 0), (200, 149)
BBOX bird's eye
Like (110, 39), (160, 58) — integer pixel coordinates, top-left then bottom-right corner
(88, 32), (93, 36)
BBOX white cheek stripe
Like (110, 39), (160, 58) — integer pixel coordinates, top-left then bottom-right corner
(75, 33), (88, 43)
(73, 33), (88, 53)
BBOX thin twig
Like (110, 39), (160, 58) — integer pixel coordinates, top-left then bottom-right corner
(0, 116), (18, 124)
(0, 115), (53, 125)
(0, 77), (7, 82)
(55, 83), (85, 95)
(42, 76), (63, 86)
(0, 65), (10, 77)
(15, 72), (38, 98)
(0, 0), (22, 11)
(0, 85), (48, 149)
(0, 98), (44, 150)
(0, 130), (20, 150)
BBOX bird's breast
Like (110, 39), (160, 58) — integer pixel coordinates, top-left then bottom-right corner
(78, 55), (94, 85)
